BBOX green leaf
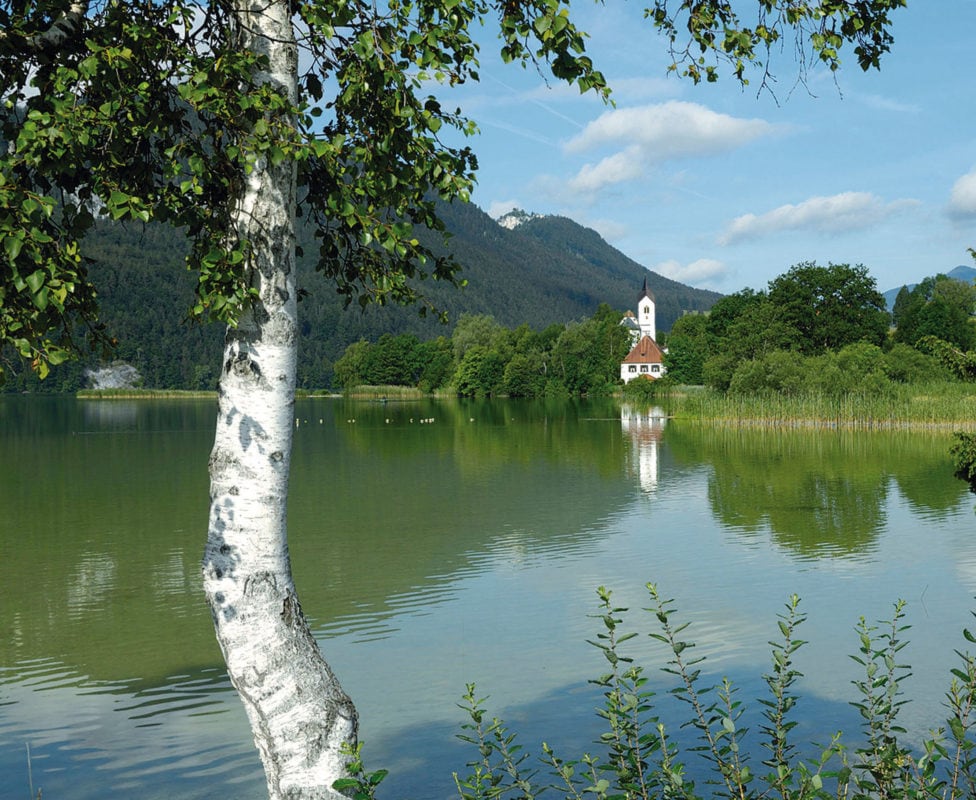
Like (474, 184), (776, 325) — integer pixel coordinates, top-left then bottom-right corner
(32, 286), (49, 310)
(25, 270), (46, 293)
(4, 234), (24, 261)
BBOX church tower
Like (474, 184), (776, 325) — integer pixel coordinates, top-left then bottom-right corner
(637, 277), (656, 341)
(619, 276), (666, 382)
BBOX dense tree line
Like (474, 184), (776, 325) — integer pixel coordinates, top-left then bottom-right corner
(1, 200), (720, 393)
(664, 261), (970, 393)
(334, 260), (976, 399)
(11, 244), (971, 398)
(334, 304), (633, 398)
(892, 274), (976, 351)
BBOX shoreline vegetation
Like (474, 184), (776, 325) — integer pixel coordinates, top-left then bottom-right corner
(75, 388), (342, 400)
(72, 382), (976, 429)
(76, 388), (219, 399)
(663, 383), (976, 430)
(426, 588), (976, 800)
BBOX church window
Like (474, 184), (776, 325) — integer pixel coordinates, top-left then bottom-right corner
(640, 365), (649, 373)
(651, 365), (660, 373)
(628, 365), (637, 373)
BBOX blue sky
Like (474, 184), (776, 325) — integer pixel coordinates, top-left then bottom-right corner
(438, 2), (976, 297)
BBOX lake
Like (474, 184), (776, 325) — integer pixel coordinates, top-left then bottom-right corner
(2, 396), (975, 799)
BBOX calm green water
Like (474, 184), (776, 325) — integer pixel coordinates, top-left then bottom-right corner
(1, 396), (974, 799)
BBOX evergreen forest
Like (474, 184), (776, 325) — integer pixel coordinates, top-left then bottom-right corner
(0, 200), (720, 393)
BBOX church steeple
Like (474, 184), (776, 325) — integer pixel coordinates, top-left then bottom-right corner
(637, 276), (656, 341)
(619, 276), (667, 383)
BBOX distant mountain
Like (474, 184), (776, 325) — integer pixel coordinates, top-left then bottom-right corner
(428, 202), (721, 333)
(882, 265), (976, 310)
(497, 210), (720, 334)
(4, 201), (721, 391)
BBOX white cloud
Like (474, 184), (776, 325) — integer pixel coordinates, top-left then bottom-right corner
(718, 192), (917, 245)
(565, 101), (777, 157)
(653, 258), (728, 286)
(948, 170), (976, 219)
(568, 146), (644, 193)
(563, 101), (779, 193)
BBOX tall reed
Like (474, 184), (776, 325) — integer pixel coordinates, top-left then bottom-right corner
(666, 383), (976, 429)
(341, 385), (427, 400)
(76, 388), (216, 399)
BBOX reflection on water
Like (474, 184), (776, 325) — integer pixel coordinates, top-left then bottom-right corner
(81, 399), (140, 428)
(666, 426), (962, 560)
(1, 396), (974, 799)
(621, 403), (666, 493)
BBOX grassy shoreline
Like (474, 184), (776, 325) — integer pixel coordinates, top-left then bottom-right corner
(76, 388), (217, 399)
(661, 383), (976, 429)
(75, 388), (344, 400)
(333, 385), (428, 400)
(73, 382), (976, 428)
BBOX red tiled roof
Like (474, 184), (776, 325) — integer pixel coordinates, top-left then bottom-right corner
(622, 335), (664, 364)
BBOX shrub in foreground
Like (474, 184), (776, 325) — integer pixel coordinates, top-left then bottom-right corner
(950, 432), (976, 492)
(340, 586), (976, 800)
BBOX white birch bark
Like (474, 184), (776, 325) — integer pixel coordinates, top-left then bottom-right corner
(201, 3), (357, 798)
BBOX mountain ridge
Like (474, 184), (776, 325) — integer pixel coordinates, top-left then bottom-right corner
(4, 200), (722, 391)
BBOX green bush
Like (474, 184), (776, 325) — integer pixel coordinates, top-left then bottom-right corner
(728, 350), (806, 395)
(449, 588), (976, 800)
(950, 431), (976, 492)
(622, 375), (673, 402)
(883, 344), (953, 384)
(340, 587), (976, 800)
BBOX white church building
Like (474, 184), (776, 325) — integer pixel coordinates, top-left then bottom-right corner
(620, 278), (667, 382)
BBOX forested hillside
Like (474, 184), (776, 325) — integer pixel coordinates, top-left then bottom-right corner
(3, 200), (721, 392)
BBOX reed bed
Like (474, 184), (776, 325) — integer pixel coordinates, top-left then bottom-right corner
(666, 382), (976, 429)
(340, 384), (427, 400)
(76, 388), (217, 399)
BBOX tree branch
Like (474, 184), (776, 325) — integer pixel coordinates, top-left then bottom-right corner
(0, 0), (88, 54)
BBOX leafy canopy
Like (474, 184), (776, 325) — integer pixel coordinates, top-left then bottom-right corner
(648, 0), (906, 91)
(0, 0), (608, 377)
(1, 0), (906, 379)
(767, 261), (889, 354)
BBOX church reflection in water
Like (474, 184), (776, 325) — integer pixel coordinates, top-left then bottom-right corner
(620, 404), (666, 493)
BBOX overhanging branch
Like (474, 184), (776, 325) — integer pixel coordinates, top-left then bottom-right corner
(0, 0), (88, 54)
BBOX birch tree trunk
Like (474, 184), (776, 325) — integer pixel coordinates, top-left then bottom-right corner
(201, 3), (357, 798)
